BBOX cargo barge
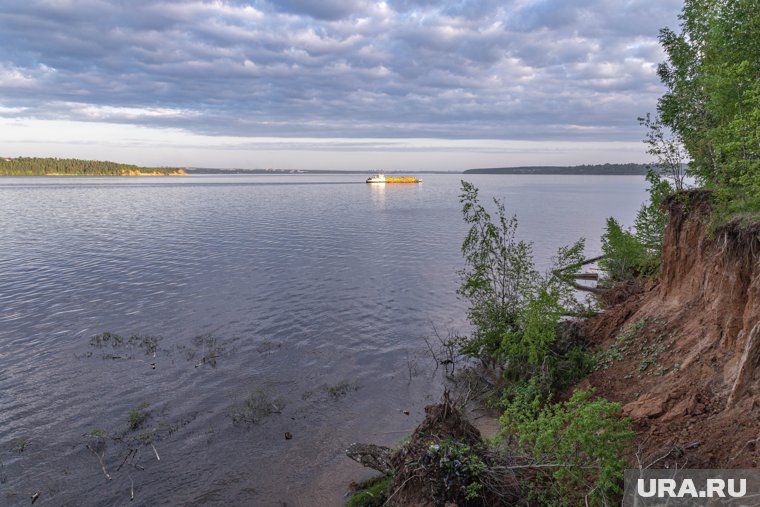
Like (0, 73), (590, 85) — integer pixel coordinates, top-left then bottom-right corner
(366, 173), (422, 183)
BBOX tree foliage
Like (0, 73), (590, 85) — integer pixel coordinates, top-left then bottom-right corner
(638, 113), (687, 190)
(457, 181), (587, 384)
(501, 389), (635, 506)
(458, 180), (537, 364)
(656, 0), (760, 211)
(0, 157), (183, 176)
(600, 171), (671, 282)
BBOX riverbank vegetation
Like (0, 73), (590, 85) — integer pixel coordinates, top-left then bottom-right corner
(346, 180), (635, 505)
(454, 181), (634, 505)
(655, 0), (760, 222)
(347, 3), (760, 503)
(0, 157), (185, 176)
(600, 0), (760, 284)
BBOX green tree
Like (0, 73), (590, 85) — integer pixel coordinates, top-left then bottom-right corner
(600, 218), (650, 282)
(657, 0), (760, 209)
(457, 181), (587, 384)
(457, 180), (537, 365)
(600, 169), (671, 282)
(638, 113), (687, 190)
(633, 170), (671, 258)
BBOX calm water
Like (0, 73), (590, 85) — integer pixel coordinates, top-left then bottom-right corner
(0, 173), (647, 506)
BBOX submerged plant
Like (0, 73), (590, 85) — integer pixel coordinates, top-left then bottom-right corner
(128, 402), (151, 430)
(12, 438), (29, 454)
(230, 390), (285, 427)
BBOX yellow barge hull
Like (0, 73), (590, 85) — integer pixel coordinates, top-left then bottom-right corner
(366, 174), (422, 183)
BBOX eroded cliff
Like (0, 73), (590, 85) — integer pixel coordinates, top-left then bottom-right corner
(582, 191), (760, 468)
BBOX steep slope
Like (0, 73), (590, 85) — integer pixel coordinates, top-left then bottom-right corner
(582, 191), (760, 468)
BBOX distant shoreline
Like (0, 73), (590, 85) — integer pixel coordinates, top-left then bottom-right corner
(0, 157), (654, 176)
(0, 157), (186, 177)
(186, 163), (652, 175)
(463, 163), (652, 175)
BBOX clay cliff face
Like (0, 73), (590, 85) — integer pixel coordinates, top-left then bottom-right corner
(583, 191), (760, 468)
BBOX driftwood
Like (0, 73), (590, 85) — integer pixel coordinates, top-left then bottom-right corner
(86, 444), (111, 481)
(345, 443), (394, 475)
(553, 255), (605, 294)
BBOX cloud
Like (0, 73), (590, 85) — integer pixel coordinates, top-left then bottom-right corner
(0, 0), (683, 144)
(268, 0), (369, 20)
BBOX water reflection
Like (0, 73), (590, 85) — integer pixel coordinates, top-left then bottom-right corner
(369, 181), (386, 207)
(0, 173), (647, 505)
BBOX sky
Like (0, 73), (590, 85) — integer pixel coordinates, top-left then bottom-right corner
(0, 0), (683, 171)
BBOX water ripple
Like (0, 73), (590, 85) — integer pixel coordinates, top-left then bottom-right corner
(0, 173), (647, 505)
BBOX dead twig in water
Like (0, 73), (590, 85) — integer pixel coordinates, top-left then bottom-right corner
(86, 444), (112, 480)
(128, 448), (145, 471)
(116, 449), (135, 472)
(150, 443), (160, 461)
(128, 473), (135, 501)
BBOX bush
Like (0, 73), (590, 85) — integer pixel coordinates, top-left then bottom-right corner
(457, 180), (537, 365)
(600, 170), (671, 283)
(457, 181), (588, 382)
(599, 217), (651, 282)
(500, 389), (634, 506)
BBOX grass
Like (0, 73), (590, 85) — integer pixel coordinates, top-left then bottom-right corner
(714, 189), (760, 229)
(346, 475), (392, 507)
(87, 428), (107, 439)
(89, 332), (162, 355)
(595, 318), (648, 370)
(12, 438), (29, 454)
(128, 402), (151, 430)
(231, 390), (285, 426)
(321, 381), (357, 400)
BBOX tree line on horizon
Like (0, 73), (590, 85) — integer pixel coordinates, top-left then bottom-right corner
(464, 163), (655, 175)
(0, 157), (183, 176)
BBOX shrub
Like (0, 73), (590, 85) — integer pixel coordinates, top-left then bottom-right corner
(600, 170), (671, 283)
(599, 217), (650, 282)
(457, 180), (537, 365)
(457, 181), (588, 382)
(501, 389), (634, 506)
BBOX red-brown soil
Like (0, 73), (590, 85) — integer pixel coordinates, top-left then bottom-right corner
(580, 191), (760, 469)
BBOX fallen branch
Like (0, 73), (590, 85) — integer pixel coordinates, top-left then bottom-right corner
(116, 449), (135, 472)
(554, 255), (605, 275)
(562, 279), (605, 294)
(553, 255), (606, 294)
(383, 474), (417, 507)
(86, 444), (112, 480)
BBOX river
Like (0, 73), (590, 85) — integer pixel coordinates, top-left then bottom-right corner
(0, 173), (647, 506)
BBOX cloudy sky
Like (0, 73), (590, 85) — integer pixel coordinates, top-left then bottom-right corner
(0, 0), (682, 170)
